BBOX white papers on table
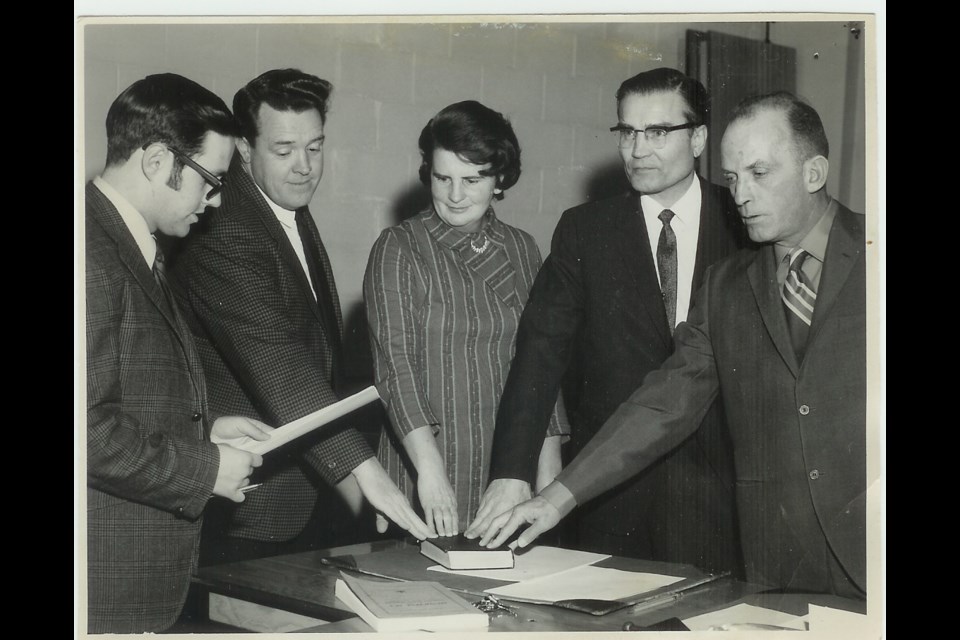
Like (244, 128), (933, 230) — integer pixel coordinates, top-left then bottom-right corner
(682, 602), (809, 631)
(426, 546), (609, 582)
(484, 564), (683, 603)
(808, 604), (872, 633)
(212, 386), (380, 455)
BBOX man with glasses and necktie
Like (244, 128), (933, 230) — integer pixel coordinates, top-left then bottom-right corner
(466, 68), (746, 577)
(85, 73), (273, 633)
(168, 68), (434, 565)
(478, 92), (868, 601)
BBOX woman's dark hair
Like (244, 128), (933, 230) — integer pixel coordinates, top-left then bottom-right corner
(417, 100), (521, 200)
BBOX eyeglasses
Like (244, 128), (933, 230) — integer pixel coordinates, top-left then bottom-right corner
(609, 123), (697, 149)
(143, 143), (225, 199)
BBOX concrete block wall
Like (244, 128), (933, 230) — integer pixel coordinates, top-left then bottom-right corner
(82, 20), (865, 341)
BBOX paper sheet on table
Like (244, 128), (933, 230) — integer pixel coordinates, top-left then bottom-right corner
(682, 602), (808, 630)
(212, 386), (380, 455)
(808, 604), (872, 633)
(426, 546), (609, 582)
(484, 564), (683, 603)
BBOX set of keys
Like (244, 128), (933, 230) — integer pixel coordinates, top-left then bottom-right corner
(473, 594), (517, 617)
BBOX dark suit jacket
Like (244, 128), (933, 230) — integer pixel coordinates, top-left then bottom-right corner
(556, 204), (867, 595)
(490, 177), (745, 574)
(168, 160), (372, 542)
(86, 182), (220, 633)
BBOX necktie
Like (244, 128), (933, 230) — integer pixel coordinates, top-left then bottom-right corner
(657, 209), (678, 332)
(152, 241), (176, 315)
(781, 248), (817, 360)
(295, 207), (344, 391)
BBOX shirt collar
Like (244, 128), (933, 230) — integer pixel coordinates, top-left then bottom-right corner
(93, 175), (156, 268)
(424, 205), (504, 251)
(639, 173), (701, 227)
(254, 182), (298, 228)
(774, 198), (839, 265)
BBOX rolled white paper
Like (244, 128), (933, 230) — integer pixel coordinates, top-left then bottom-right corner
(216, 386), (381, 455)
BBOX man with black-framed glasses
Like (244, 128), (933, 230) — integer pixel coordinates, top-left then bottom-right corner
(466, 67), (746, 577)
(86, 73), (272, 633)
(156, 143), (227, 200)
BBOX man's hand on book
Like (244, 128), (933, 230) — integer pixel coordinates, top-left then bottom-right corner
(416, 465), (459, 536)
(464, 478), (531, 539)
(352, 458), (436, 540)
(476, 496), (560, 549)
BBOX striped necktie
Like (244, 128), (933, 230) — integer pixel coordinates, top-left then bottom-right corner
(781, 248), (816, 359)
(657, 209), (678, 332)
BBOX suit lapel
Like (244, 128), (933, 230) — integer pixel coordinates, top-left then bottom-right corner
(691, 178), (715, 291)
(808, 205), (863, 345)
(747, 245), (800, 376)
(228, 164), (326, 328)
(86, 182), (209, 412)
(613, 194), (673, 349)
(298, 208), (344, 336)
(87, 183), (181, 329)
(692, 178), (737, 293)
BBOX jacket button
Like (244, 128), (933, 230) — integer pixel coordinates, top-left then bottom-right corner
(148, 432), (164, 447)
(191, 412), (203, 422)
(798, 404), (810, 415)
(809, 469), (820, 480)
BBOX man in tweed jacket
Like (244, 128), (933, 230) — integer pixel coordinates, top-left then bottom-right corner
(86, 74), (269, 633)
(169, 69), (433, 560)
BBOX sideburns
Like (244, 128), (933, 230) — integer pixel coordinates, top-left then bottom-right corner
(165, 158), (184, 191)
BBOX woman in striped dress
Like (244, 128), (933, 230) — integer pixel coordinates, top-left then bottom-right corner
(363, 101), (568, 536)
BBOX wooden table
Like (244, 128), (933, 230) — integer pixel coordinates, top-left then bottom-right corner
(190, 539), (852, 633)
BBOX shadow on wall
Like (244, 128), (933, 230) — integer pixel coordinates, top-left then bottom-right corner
(388, 180), (432, 228)
(584, 158), (631, 203)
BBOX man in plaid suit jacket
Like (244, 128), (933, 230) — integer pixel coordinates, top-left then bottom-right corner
(169, 69), (433, 560)
(86, 74), (271, 632)
(85, 74), (269, 633)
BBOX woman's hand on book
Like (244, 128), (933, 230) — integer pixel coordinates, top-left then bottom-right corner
(417, 465), (459, 536)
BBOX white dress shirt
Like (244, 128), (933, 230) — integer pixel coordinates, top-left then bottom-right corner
(93, 176), (156, 268)
(640, 176), (702, 327)
(255, 183), (317, 301)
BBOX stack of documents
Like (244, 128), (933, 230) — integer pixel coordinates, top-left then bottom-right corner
(427, 545), (687, 614)
(335, 572), (488, 633)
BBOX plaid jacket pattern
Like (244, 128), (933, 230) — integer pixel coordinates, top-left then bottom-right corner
(169, 160), (372, 542)
(85, 182), (220, 633)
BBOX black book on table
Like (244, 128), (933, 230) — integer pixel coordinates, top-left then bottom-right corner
(420, 534), (515, 570)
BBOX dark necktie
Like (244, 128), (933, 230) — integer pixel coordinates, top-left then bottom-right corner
(657, 209), (678, 332)
(152, 242), (176, 315)
(295, 207), (344, 391)
(782, 248), (817, 360)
